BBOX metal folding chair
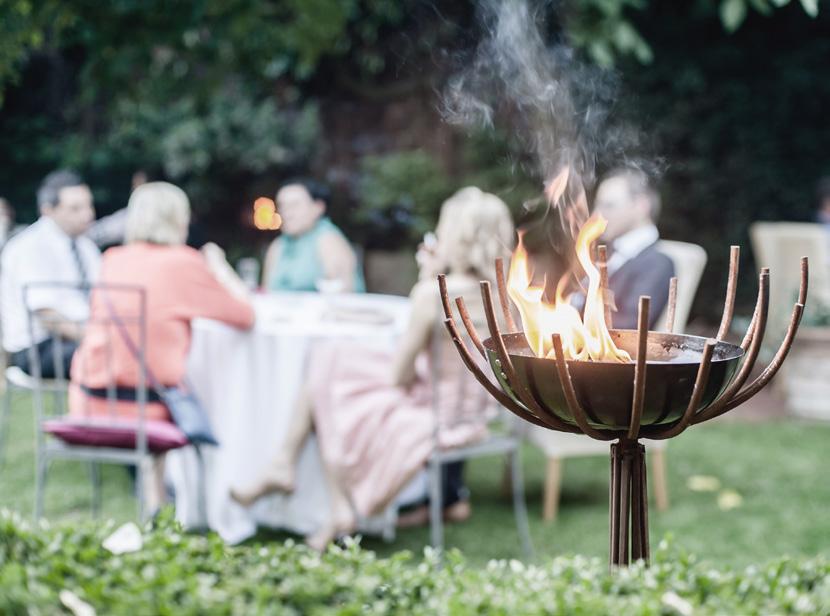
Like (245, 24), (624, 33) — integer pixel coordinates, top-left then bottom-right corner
(424, 317), (533, 558)
(368, 296), (533, 559)
(22, 282), (204, 521)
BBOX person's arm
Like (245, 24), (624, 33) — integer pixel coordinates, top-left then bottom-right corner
(34, 308), (84, 341)
(201, 242), (250, 301)
(317, 232), (357, 292)
(261, 238), (281, 290)
(390, 281), (437, 387)
(15, 248), (86, 340)
(178, 248), (255, 330)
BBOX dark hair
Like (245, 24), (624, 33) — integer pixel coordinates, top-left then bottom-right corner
(816, 177), (830, 209)
(602, 166), (662, 221)
(279, 178), (330, 206)
(37, 169), (85, 209)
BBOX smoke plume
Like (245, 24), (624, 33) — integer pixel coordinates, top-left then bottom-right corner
(443, 0), (657, 287)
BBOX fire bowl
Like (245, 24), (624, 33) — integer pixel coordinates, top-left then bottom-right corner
(484, 330), (744, 430)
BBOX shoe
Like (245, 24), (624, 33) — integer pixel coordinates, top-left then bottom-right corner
(395, 500), (473, 529)
(305, 516), (355, 553)
(230, 471), (295, 508)
(444, 500), (472, 523)
(396, 504), (429, 529)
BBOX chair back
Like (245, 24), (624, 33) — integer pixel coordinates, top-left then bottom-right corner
(654, 240), (708, 332)
(750, 222), (830, 337)
(22, 282), (152, 456)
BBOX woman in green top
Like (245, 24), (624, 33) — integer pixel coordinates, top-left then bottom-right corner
(262, 179), (365, 293)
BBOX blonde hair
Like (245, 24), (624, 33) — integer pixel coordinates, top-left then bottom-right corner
(436, 187), (514, 281)
(125, 182), (191, 246)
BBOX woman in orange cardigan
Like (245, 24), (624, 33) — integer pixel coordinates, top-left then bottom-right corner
(70, 181), (255, 511)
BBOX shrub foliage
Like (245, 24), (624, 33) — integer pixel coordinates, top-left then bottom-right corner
(1, 510), (829, 614)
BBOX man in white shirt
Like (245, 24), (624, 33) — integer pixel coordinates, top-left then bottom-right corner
(1, 170), (100, 377)
(592, 167), (674, 329)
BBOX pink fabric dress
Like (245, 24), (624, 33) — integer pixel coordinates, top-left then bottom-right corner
(69, 243), (255, 422)
(308, 282), (490, 517)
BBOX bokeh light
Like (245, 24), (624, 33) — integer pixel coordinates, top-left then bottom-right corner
(253, 197), (281, 230)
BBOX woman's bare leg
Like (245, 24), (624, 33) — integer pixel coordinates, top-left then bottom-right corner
(230, 385), (313, 507)
(305, 457), (356, 552)
(142, 455), (167, 515)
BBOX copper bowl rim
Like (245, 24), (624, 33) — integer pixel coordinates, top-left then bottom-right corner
(483, 330), (745, 366)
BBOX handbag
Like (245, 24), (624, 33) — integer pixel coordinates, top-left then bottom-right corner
(100, 290), (219, 446)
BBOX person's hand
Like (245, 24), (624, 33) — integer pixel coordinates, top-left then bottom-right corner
(201, 242), (226, 267)
(416, 233), (444, 280)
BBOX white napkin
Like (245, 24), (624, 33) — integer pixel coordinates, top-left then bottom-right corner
(102, 522), (143, 555)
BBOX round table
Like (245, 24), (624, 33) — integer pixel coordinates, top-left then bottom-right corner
(166, 292), (411, 544)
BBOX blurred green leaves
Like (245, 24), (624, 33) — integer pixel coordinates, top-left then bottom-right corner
(721, 0), (749, 32)
(720, 0), (818, 33)
(2, 509), (830, 613)
(357, 150), (454, 246)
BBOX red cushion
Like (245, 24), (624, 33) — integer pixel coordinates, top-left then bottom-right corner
(43, 418), (189, 453)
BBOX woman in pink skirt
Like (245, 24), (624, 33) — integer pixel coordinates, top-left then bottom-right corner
(232, 187), (515, 549)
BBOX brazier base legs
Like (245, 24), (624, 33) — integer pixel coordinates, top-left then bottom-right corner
(610, 439), (649, 567)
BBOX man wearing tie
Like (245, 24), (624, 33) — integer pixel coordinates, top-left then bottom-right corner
(1, 170), (100, 378)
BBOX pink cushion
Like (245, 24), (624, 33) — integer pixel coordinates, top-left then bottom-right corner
(43, 418), (189, 453)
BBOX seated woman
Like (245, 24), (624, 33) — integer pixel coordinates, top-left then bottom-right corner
(232, 187), (514, 550)
(69, 181), (255, 512)
(262, 178), (365, 293)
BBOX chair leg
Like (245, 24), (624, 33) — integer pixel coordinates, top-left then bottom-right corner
(543, 457), (563, 523)
(90, 462), (102, 518)
(510, 448), (534, 559)
(0, 381), (11, 466)
(501, 455), (513, 498)
(650, 448), (670, 512)
(136, 458), (146, 523)
(194, 447), (208, 530)
(428, 459), (443, 551)
(382, 504), (397, 543)
(34, 454), (48, 520)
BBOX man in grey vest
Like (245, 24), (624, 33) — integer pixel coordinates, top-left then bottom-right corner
(592, 167), (674, 329)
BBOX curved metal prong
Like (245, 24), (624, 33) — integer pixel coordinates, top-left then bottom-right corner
(693, 269), (769, 424)
(441, 318), (549, 429)
(551, 334), (618, 441)
(480, 281), (580, 434)
(665, 277), (678, 333)
(643, 339), (716, 439)
(798, 256), (808, 305)
(724, 302), (804, 412)
(717, 245), (740, 340)
(738, 267), (768, 351)
(455, 297), (485, 357)
(495, 257), (518, 333)
(628, 296), (650, 440)
(438, 274), (453, 320)
(440, 273), (486, 357)
(598, 245), (613, 329)
(721, 256), (807, 413)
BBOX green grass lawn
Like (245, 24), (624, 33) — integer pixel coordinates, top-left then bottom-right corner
(2, 387), (828, 567)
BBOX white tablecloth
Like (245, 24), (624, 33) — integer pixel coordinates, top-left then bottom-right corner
(166, 292), (411, 544)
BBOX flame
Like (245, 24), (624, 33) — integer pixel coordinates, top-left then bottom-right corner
(507, 213), (631, 363)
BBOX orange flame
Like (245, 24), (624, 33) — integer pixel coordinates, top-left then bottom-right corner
(507, 212), (631, 363)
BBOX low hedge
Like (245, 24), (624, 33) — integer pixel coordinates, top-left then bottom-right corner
(1, 509), (828, 615)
